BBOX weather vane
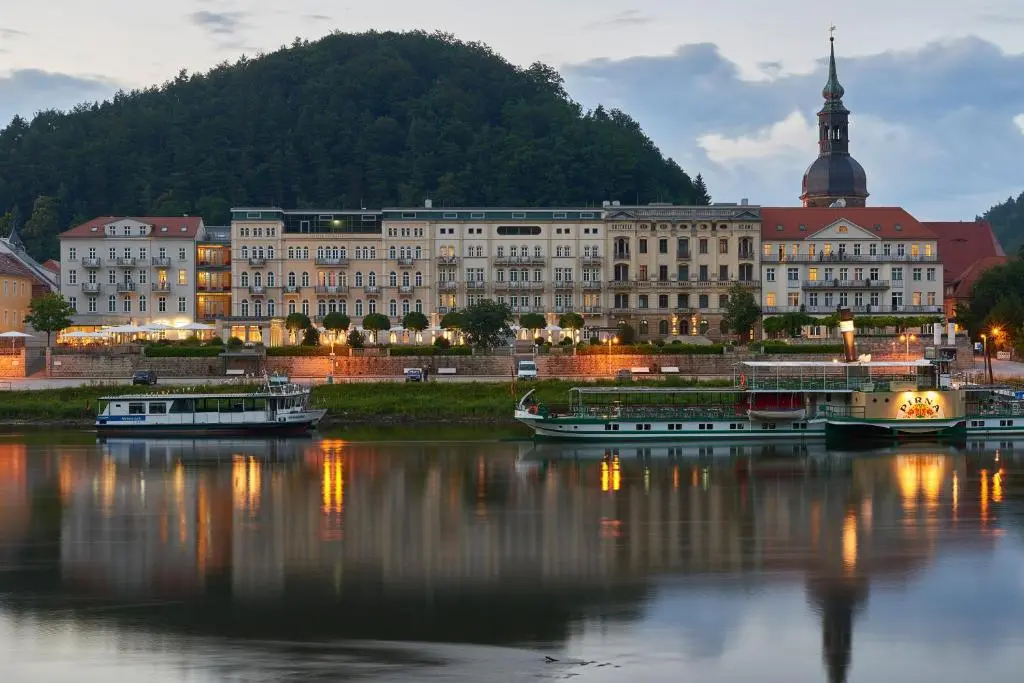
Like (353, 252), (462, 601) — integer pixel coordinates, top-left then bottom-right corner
(829, 24), (837, 40)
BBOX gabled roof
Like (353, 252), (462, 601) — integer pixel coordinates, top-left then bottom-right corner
(923, 220), (1005, 287)
(760, 207), (935, 239)
(42, 259), (61, 275)
(948, 255), (1009, 300)
(0, 252), (36, 279)
(60, 216), (204, 239)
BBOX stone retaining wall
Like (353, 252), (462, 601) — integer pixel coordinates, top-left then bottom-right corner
(0, 351), (26, 378)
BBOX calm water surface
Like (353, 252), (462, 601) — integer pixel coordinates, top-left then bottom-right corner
(1, 430), (1023, 682)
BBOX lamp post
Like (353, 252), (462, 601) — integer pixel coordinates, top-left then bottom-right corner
(607, 336), (617, 377)
(989, 327), (1002, 384)
(981, 333), (988, 384)
(899, 333), (916, 357)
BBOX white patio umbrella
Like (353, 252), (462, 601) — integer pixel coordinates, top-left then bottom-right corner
(142, 322), (173, 331)
(178, 322), (216, 331)
(105, 324), (148, 337)
(0, 330), (33, 351)
(63, 331), (106, 338)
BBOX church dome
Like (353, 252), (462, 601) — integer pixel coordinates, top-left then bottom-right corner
(801, 154), (867, 202)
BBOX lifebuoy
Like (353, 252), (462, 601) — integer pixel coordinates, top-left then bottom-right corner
(527, 405), (539, 415)
(739, 374), (747, 389)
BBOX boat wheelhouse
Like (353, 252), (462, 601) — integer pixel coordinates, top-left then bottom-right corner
(95, 378), (326, 437)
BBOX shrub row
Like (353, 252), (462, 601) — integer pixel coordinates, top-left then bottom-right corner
(143, 346), (223, 358)
(575, 343), (725, 356)
(754, 342), (845, 354)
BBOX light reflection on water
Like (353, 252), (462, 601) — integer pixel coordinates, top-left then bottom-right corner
(0, 435), (1022, 682)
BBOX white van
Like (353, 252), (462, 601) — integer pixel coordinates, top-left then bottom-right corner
(517, 360), (538, 380)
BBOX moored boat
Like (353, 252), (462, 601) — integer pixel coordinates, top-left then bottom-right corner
(95, 376), (327, 437)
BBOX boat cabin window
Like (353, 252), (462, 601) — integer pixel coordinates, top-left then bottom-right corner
(169, 399), (193, 413)
(148, 402), (167, 414)
(128, 403), (145, 415)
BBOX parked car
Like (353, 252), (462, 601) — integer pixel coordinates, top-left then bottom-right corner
(517, 360), (539, 380)
(132, 370), (158, 385)
(615, 368), (632, 381)
(404, 368), (424, 382)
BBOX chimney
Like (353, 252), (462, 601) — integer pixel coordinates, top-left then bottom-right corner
(424, 199), (433, 209)
(740, 198), (748, 206)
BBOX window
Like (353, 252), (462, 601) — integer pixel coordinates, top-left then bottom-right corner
(766, 268), (775, 282)
(69, 247), (77, 260)
(108, 270), (116, 285)
(158, 297), (167, 312)
(719, 265), (728, 281)
(787, 267), (799, 281)
(892, 267), (903, 281)
(766, 293), (776, 306)
(639, 238), (648, 254)
(87, 297), (97, 313)
(301, 272), (310, 287)
(108, 295), (116, 313)
(912, 267), (922, 281)
(67, 270), (77, 285)
(788, 292), (799, 306)
(659, 238), (668, 254)
(368, 299), (377, 314)
(178, 297), (187, 313)
(67, 297), (77, 312)
(139, 295), (147, 312)
(178, 269), (187, 285)
(912, 291), (922, 306)
(719, 238), (728, 254)
(927, 292), (936, 305)
(179, 247), (187, 260)
(678, 265), (689, 281)
(926, 267), (936, 281)
(869, 267), (879, 281)
(699, 238), (708, 254)
(698, 265), (708, 281)
(698, 294), (709, 308)
(869, 243), (877, 256)
(122, 297), (132, 313)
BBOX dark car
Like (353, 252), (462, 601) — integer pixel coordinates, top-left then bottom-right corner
(404, 368), (423, 382)
(132, 370), (158, 385)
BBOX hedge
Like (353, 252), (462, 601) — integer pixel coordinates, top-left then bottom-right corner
(757, 342), (845, 354)
(143, 346), (223, 358)
(576, 343), (725, 355)
(389, 345), (473, 357)
(266, 346), (335, 357)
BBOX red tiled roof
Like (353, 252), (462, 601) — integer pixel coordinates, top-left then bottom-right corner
(949, 255), (1009, 300)
(760, 207), (936, 240)
(42, 259), (60, 274)
(0, 252), (36, 280)
(60, 216), (203, 239)
(923, 221), (1005, 288)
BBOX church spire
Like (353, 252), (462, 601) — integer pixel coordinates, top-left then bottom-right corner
(822, 30), (846, 103)
(5, 206), (25, 252)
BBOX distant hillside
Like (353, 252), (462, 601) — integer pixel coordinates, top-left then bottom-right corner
(0, 30), (706, 260)
(980, 191), (1024, 253)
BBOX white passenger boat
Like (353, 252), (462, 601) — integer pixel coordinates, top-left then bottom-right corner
(95, 376), (327, 437)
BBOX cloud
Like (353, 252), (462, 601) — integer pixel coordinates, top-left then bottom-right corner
(306, 14), (332, 22)
(0, 28), (27, 39)
(584, 10), (655, 30)
(0, 69), (120, 125)
(563, 37), (1024, 220)
(1015, 114), (1024, 135)
(188, 10), (247, 37)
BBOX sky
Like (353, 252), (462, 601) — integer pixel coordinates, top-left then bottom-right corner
(1, 0), (1024, 219)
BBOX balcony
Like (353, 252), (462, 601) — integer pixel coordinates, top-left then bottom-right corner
(315, 285), (347, 295)
(738, 249), (755, 260)
(496, 281), (543, 291)
(583, 281), (602, 290)
(554, 280), (574, 290)
(283, 285), (300, 294)
(151, 257), (172, 268)
(802, 279), (890, 290)
(364, 285), (379, 294)
(81, 282), (100, 293)
(676, 251), (691, 260)
(397, 257), (415, 267)
(248, 286), (266, 296)
(248, 257), (266, 267)
(761, 304), (943, 315)
(197, 284), (231, 293)
(582, 306), (602, 315)
(466, 281), (486, 290)
(151, 282), (171, 292)
(315, 257), (349, 266)
(82, 258), (102, 269)
(197, 259), (230, 270)
(115, 257), (137, 267)
(399, 285), (414, 294)
(762, 253), (938, 264)
(613, 251), (630, 260)
(116, 283), (136, 293)
(436, 255), (459, 265)
(493, 256), (545, 266)
(610, 279), (631, 289)
(437, 307), (453, 314)
(580, 255), (602, 265)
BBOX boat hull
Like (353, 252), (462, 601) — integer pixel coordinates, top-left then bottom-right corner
(95, 410), (327, 438)
(515, 410), (825, 440)
(825, 416), (966, 439)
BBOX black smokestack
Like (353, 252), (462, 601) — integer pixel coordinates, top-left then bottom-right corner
(839, 308), (857, 363)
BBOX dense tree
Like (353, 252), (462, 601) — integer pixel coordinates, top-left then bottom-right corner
(693, 174), (712, 206)
(959, 257), (1024, 346)
(347, 329), (366, 349)
(322, 312), (351, 333)
(361, 312), (391, 343)
(24, 293), (75, 346)
(518, 312), (546, 334)
(723, 284), (760, 340)
(301, 326), (320, 346)
(461, 299), (514, 349)
(980, 191), (1024, 252)
(558, 312), (585, 339)
(22, 195), (61, 259)
(615, 322), (636, 344)
(401, 311), (428, 332)
(440, 310), (464, 330)
(0, 31), (703, 261)
(285, 312), (311, 343)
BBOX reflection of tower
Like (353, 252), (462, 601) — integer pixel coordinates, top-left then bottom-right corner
(807, 578), (868, 683)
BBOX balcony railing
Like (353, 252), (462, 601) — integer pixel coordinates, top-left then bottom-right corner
(582, 306), (602, 315)
(580, 255), (602, 265)
(82, 258), (102, 268)
(151, 282), (171, 292)
(248, 286), (266, 295)
(466, 281), (486, 290)
(802, 279), (891, 290)
(115, 258), (137, 267)
(197, 259), (230, 269)
(676, 251), (691, 259)
(583, 281), (602, 290)
(738, 250), (755, 260)
(248, 257), (266, 267)
(493, 256), (546, 266)
(364, 285), (379, 294)
(397, 257), (415, 266)
(613, 251), (630, 260)
(315, 285), (347, 295)
(283, 285), (300, 294)
(761, 304), (943, 315)
(399, 285), (414, 294)
(197, 284), (230, 293)
(81, 283), (100, 293)
(436, 256), (459, 265)
(116, 283), (136, 293)
(151, 257), (172, 267)
(554, 281), (574, 290)
(315, 257), (349, 266)
(762, 253), (938, 264)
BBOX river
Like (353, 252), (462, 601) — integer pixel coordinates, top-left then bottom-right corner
(0, 429), (1022, 682)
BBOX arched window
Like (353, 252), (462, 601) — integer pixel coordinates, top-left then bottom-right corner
(240, 299), (249, 316)
(254, 300), (262, 318)
(288, 300), (296, 315)
(510, 246), (518, 257)
(389, 246), (397, 259)
(267, 299), (276, 317)
(301, 299), (309, 316)
(267, 246), (275, 260)
(355, 272), (363, 287)
(389, 271), (397, 287)
(389, 299), (398, 317)
(253, 272), (262, 287)
(340, 246), (347, 259)
(317, 246), (325, 259)
(639, 320), (649, 336)
(318, 271), (327, 286)
(402, 300), (410, 315)
(302, 247), (309, 259)
(241, 272), (249, 287)
(368, 271), (377, 287)
(108, 295), (116, 313)
(614, 264), (629, 281)
(368, 299), (377, 314)
(241, 246), (249, 258)
(415, 299), (423, 313)
(328, 299), (337, 313)
(414, 246), (422, 259)
(288, 247), (295, 259)
(338, 272), (347, 288)
(339, 300), (347, 314)
(369, 246), (376, 259)
(318, 300), (326, 316)
(659, 320), (669, 336)
(138, 295), (147, 312)
(414, 272), (423, 287)
(534, 245), (542, 257)
(402, 271), (410, 287)
(301, 272), (310, 287)
(257, 246), (264, 259)
(355, 300), (363, 316)
(266, 272), (275, 287)
(331, 246), (339, 259)
(288, 272), (296, 287)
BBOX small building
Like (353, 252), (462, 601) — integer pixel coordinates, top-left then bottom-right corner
(923, 220), (1007, 319)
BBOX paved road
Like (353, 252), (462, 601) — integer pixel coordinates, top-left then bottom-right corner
(0, 376), (523, 390)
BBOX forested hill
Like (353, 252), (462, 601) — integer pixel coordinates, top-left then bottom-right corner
(0, 30), (706, 260)
(981, 191), (1024, 253)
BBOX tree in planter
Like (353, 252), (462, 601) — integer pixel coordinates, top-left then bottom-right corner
(558, 312), (585, 341)
(285, 312), (311, 344)
(361, 312), (391, 344)
(461, 299), (514, 349)
(722, 284), (760, 342)
(24, 293), (75, 346)
(322, 312), (350, 352)
(519, 312), (546, 343)
(402, 311), (429, 335)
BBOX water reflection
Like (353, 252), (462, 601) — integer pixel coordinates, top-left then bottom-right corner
(0, 436), (1021, 682)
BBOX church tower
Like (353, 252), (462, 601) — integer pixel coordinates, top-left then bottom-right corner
(800, 33), (869, 208)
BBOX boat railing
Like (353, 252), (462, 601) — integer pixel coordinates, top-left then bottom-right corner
(741, 376), (927, 392)
(817, 405), (867, 419)
(573, 404), (744, 420)
(968, 402), (1024, 417)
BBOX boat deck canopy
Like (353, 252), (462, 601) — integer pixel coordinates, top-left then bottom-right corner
(737, 360), (934, 368)
(568, 387), (742, 395)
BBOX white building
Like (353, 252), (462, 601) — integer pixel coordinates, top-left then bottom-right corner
(58, 216), (207, 328)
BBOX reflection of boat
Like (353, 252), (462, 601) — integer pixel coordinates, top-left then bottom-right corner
(523, 439), (828, 462)
(99, 437), (311, 463)
(95, 376), (326, 437)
